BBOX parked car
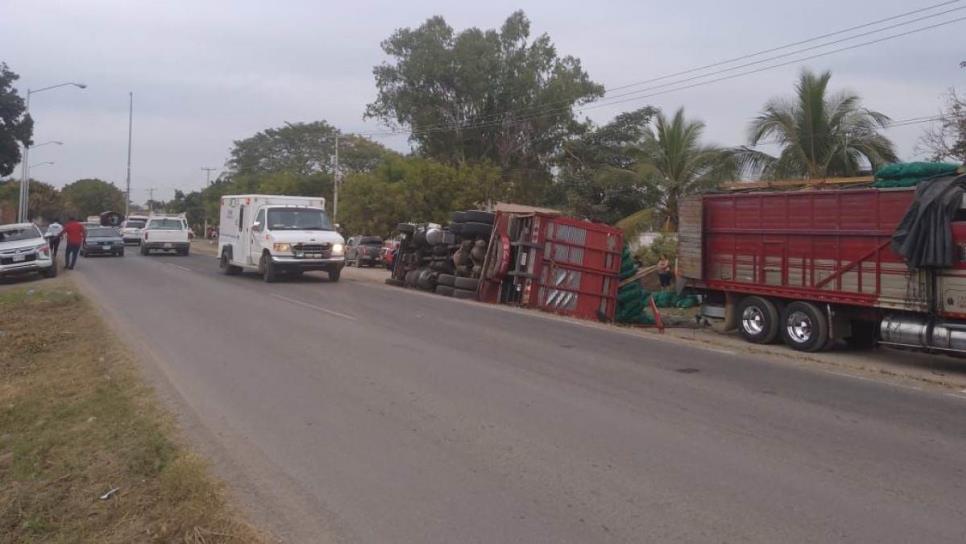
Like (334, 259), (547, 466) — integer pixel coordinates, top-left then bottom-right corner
(120, 215), (148, 245)
(141, 214), (190, 255)
(0, 223), (57, 279)
(81, 226), (125, 257)
(346, 235), (384, 267)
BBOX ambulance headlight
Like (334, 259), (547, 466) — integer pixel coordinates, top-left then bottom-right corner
(273, 243), (292, 253)
(332, 243), (344, 255)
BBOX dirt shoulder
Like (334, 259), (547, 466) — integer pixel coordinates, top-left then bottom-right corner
(0, 278), (265, 543)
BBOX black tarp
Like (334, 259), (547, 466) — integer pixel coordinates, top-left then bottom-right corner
(891, 174), (966, 269)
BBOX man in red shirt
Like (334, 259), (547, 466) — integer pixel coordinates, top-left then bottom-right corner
(62, 217), (86, 270)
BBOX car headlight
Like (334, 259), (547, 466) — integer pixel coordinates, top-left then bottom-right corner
(331, 243), (344, 255)
(273, 243), (291, 253)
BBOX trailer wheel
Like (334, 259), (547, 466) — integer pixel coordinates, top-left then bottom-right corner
(454, 276), (479, 291)
(435, 285), (455, 297)
(460, 222), (492, 238)
(437, 274), (456, 287)
(781, 301), (829, 352)
(463, 210), (495, 224)
(737, 296), (780, 344)
(453, 288), (477, 300)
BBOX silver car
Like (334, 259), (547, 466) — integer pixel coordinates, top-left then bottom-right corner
(0, 223), (57, 279)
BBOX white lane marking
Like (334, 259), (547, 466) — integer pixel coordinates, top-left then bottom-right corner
(271, 294), (357, 321)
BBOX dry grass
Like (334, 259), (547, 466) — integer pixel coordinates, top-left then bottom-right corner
(0, 283), (265, 543)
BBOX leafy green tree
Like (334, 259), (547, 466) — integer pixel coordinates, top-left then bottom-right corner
(366, 11), (603, 202)
(638, 108), (738, 230)
(741, 69), (898, 179)
(61, 178), (125, 218)
(555, 107), (659, 223)
(0, 63), (33, 176)
(340, 157), (502, 237)
(0, 178), (64, 221)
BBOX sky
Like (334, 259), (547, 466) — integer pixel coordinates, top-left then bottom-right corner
(2, 0), (964, 204)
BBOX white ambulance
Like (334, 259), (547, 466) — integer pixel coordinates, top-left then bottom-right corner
(217, 194), (345, 282)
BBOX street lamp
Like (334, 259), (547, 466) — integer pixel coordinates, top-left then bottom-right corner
(17, 82), (86, 222)
(30, 161), (55, 169)
(32, 140), (64, 148)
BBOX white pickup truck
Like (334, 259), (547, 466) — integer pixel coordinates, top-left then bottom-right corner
(217, 194), (345, 282)
(140, 214), (190, 256)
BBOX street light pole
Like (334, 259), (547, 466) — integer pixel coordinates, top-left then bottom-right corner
(125, 92), (133, 218)
(17, 81), (86, 223)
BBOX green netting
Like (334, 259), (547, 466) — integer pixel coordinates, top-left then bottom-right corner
(873, 162), (960, 188)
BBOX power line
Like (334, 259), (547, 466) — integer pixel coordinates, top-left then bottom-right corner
(360, 1), (964, 138)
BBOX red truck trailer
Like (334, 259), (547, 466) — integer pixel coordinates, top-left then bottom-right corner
(679, 184), (966, 353)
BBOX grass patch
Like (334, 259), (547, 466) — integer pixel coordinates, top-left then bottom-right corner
(0, 282), (264, 543)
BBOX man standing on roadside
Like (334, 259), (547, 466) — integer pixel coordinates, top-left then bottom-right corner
(44, 218), (63, 258)
(62, 217), (86, 270)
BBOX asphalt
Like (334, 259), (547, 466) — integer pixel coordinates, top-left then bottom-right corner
(68, 250), (966, 543)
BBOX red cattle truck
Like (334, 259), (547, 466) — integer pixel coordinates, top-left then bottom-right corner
(679, 174), (966, 353)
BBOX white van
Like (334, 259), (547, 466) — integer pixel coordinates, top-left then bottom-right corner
(217, 194), (345, 282)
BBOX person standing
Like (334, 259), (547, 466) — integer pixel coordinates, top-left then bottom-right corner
(657, 254), (673, 291)
(62, 217), (86, 270)
(44, 219), (64, 257)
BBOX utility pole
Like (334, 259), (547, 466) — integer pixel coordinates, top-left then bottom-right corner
(333, 134), (340, 223)
(125, 91), (133, 218)
(201, 167), (216, 185)
(147, 187), (156, 213)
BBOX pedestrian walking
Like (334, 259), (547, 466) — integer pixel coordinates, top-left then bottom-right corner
(657, 254), (673, 291)
(44, 219), (64, 257)
(62, 217), (86, 270)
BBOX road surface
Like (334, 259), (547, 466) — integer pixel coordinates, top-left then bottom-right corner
(70, 250), (966, 543)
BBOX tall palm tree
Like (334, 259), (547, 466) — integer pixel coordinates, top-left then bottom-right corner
(742, 69), (898, 179)
(639, 107), (737, 230)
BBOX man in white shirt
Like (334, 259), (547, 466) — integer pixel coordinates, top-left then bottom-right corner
(44, 219), (64, 257)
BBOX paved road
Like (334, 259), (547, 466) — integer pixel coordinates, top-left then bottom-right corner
(71, 250), (966, 543)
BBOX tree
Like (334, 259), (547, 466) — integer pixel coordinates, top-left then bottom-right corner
(61, 178), (125, 218)
(0, 178), (64, 221)
(741, 69), (898, 179)
(918, 88), (966, 162)
(229, 121), (395, 177)
(0, 63), (33, 176)
(555, 107), (659, 224)
(638, 108), (738, 230)
(340, 157), (501, 237)
(366, 11), (603, 202)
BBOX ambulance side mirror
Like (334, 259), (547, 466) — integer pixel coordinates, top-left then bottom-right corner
(252, 221), (262, 232)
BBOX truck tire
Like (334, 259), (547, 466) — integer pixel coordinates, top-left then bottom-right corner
(781, 301), (829, 352)
(435, 285), (454, 297)
(437, 274), (456, 287)
(460, 222), (492, 238)
(736, 296), (780, 344)
(454, 276), (479, 290)
(453, 288), (477, 300)
(463, 210), (495, 224)
(220, 251), (241, 275)
(261, 254), (277, 283)
(451, 211), (467, 224)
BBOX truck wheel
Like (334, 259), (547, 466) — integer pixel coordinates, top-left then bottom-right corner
(452, 288), (477, 300)
(435, 285), (455, 297)
(220, 251), (241, 275)
(460, 222), (492, 238)
(453, 276), (479, 290)
(463, 210), (495, 224)
(261, 254), (277, 283)
(328, 267), (341, 282)
(437, 274), (456, 287)
(781, 301), (829, 352)
(737, 296), (780, 344)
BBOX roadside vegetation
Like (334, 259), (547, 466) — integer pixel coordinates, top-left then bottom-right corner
(0, 281), (262, 544)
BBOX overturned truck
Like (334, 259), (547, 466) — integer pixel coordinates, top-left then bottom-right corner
(681, 169), (966, 353)
(387, 205), (624, 322)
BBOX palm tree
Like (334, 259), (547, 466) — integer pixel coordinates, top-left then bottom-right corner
(741, 69), (898, 179)
(638, 107), (737, 230)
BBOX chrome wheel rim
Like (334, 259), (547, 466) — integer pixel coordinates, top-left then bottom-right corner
(786, 310), (813, 344)
(741, 306), (766, 335)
